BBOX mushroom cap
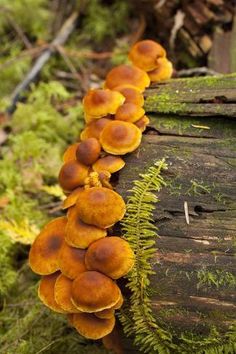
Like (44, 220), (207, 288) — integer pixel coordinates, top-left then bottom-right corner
(38, 271), (65, 313)
(100, 120), (142, 155)
(58, 240), (87, 279)
(85, 236), (135, 279)
(148, 57), (173, 82)
(76, 138), (101, 166)
(29, 217), (67, 275)
(92, 156), (125, 174)
(80, 118), (111, 141)
(83, 89), (125, 120)
(95, 308), (115, 319)
(62, 187), (84, 210)
(128, 40), (166, 71)
(105, 65), (150, 92)
(54, 274), (81, 313)
(112, 293), (124, 310)
(135, 115), (150, 132)
(72, 312), (115, 340)
(58, 160), (89, 191)
(114, 85), (144, 106)
(63, 143), (80, 163)
(75, 187), (126, 228)
(65, 206), (107, 248)
(115, 102), (145, 123)
(72, 271), (121, 312)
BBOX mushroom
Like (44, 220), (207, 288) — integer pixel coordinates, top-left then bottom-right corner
(105, 65), (150, 92)
(65, 206), (107, 248)
(29, 217), (67, 275)
(38, 271), (65, 313)
(102, 327), (124, 354)
(83, 89), (125, 122)
(92, 156), (125, 174)
(63, 143), (80, 163)
(71, 271), (121, 312)
(112, 293), (124, 310)
(135, 115), (150, 132)
(115, 102), (145, 123)
(58, 240), (87, 279)
(80, 117), (111, 141)
(85, 236), (135, 279)
(54, 274), (81, 313)
(114, 85), (144, 106)
(100, 120), (142, 155)
(62, 187), (84, 210)
(95, 308), (115, 320)
(148, 57), (173, 82)
(76, 138), (101, 166)
(58, 160), (89, 192)
(72, 312), (115, 340)
(75, 187), (126, 228)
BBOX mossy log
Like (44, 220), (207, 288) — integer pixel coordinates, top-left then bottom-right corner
(116, 75), (236, 351)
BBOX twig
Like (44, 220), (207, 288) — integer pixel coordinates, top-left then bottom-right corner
(184, 201), (190, 225)
(6, 13), (32, 49)
(7, 11), (79, 114)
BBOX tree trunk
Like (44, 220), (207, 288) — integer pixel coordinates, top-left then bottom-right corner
(116, 74), (236, 351)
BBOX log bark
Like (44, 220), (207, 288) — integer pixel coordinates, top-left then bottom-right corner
(116, 75), (236, 351)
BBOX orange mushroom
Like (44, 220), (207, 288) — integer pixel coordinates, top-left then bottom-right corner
(113, 293), (124, 310)
(115, 102), (145, 123)
(72, 313), (115, 340)
(58, 160), (89, 192)
(76, 138), (101, 166)
(58, 240), (86, 279)
(100, 120), (142, 155)
(92, 156), (125, 174)
(114, 85), (144, 106)
(71, 271), (121, 312)
(85, 236), (135, 279)
(148, 57), (173, 82)
(38, 271), (65, 313)
(63, 143), (80, 163)
(128, 39), (166, 71)
(75, 187), (126, 228)
(65, 206), (107, 248)
(62, 187), (84, 210)
(95, 308), (115, 320)
(29, 217), (67, 275)
(80, 117), (111, 141)
(105, 65), (150, 92)
(54, 274), (81, 313)
(135, 115), (150, 132)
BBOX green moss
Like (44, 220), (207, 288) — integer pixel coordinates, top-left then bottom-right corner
(196, 269), (236, 290)
(145, 92), (187, 115)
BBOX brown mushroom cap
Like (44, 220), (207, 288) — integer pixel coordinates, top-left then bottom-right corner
(65, 206), (107, 248)
(95, 308), (115, 320)
(29, 217), (67, 275)
(38, 271), (65, 313)
(73, 313), (115, 340)
(148, 57), (173, 82)
(83, 89), (125, 120)
(105, 65), (150, 92)
(128, 40), (166, 71)
(62, 187), (84, 210)
(100, 120), (142, 155)
(80, 118), (111, 141)
(58, 160), (89, 191)
(54, 274), (81, 313)
(76, 138), (101, 166)
(135, 115), (150, 132)
(115, 102), (145, 123)
(85, 236), (135, 279)
(72, 271), (121, 312)
(63, 143), (80, 163)
(75, 187), (126, 228)
(114, 85), (144, 106)
(112, 293), (124, 310)
(58, 240), (87, 279)
(92, 156), (125, 174)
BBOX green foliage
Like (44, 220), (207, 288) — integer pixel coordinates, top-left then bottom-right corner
(196, 269), (236, 290)
(0, 233), (17, 297)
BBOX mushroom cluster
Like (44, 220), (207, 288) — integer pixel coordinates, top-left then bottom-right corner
(29, 40), (172, 342)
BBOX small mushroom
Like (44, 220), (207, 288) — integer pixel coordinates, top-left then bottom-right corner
(63, 143), (80, 163)
(95, 308), (115, 319)
(135, 115), (150, 132)
(128, 39), (166, 71)
(54, 274), (81, 313)
(58, 240), (87, 279)
(65, 206), (107, 248)
(83, 89), (125, 122)
(102, 327), (124, 354)
(112, 293), (124, 310)
(71, 271), (121, 312)
(100, 120), (142, 155)
(105, 65), (150, 92)
(85, 236), (135, 279)
(148, 57), (173, 82)
(114, 85), (144, 106)
(76, 138), (101, 166)
(115, 102), (145, 123)
(38, 271), (65, 313)
(80, 118), (111, 141)
(58, 160), (89, 192)
(92, 156), (125, 174)
(72, 312), (115, 340)
(29, 217), (67, 275)
(75, 187), (126, 228)
(62, 187), (84, 210)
